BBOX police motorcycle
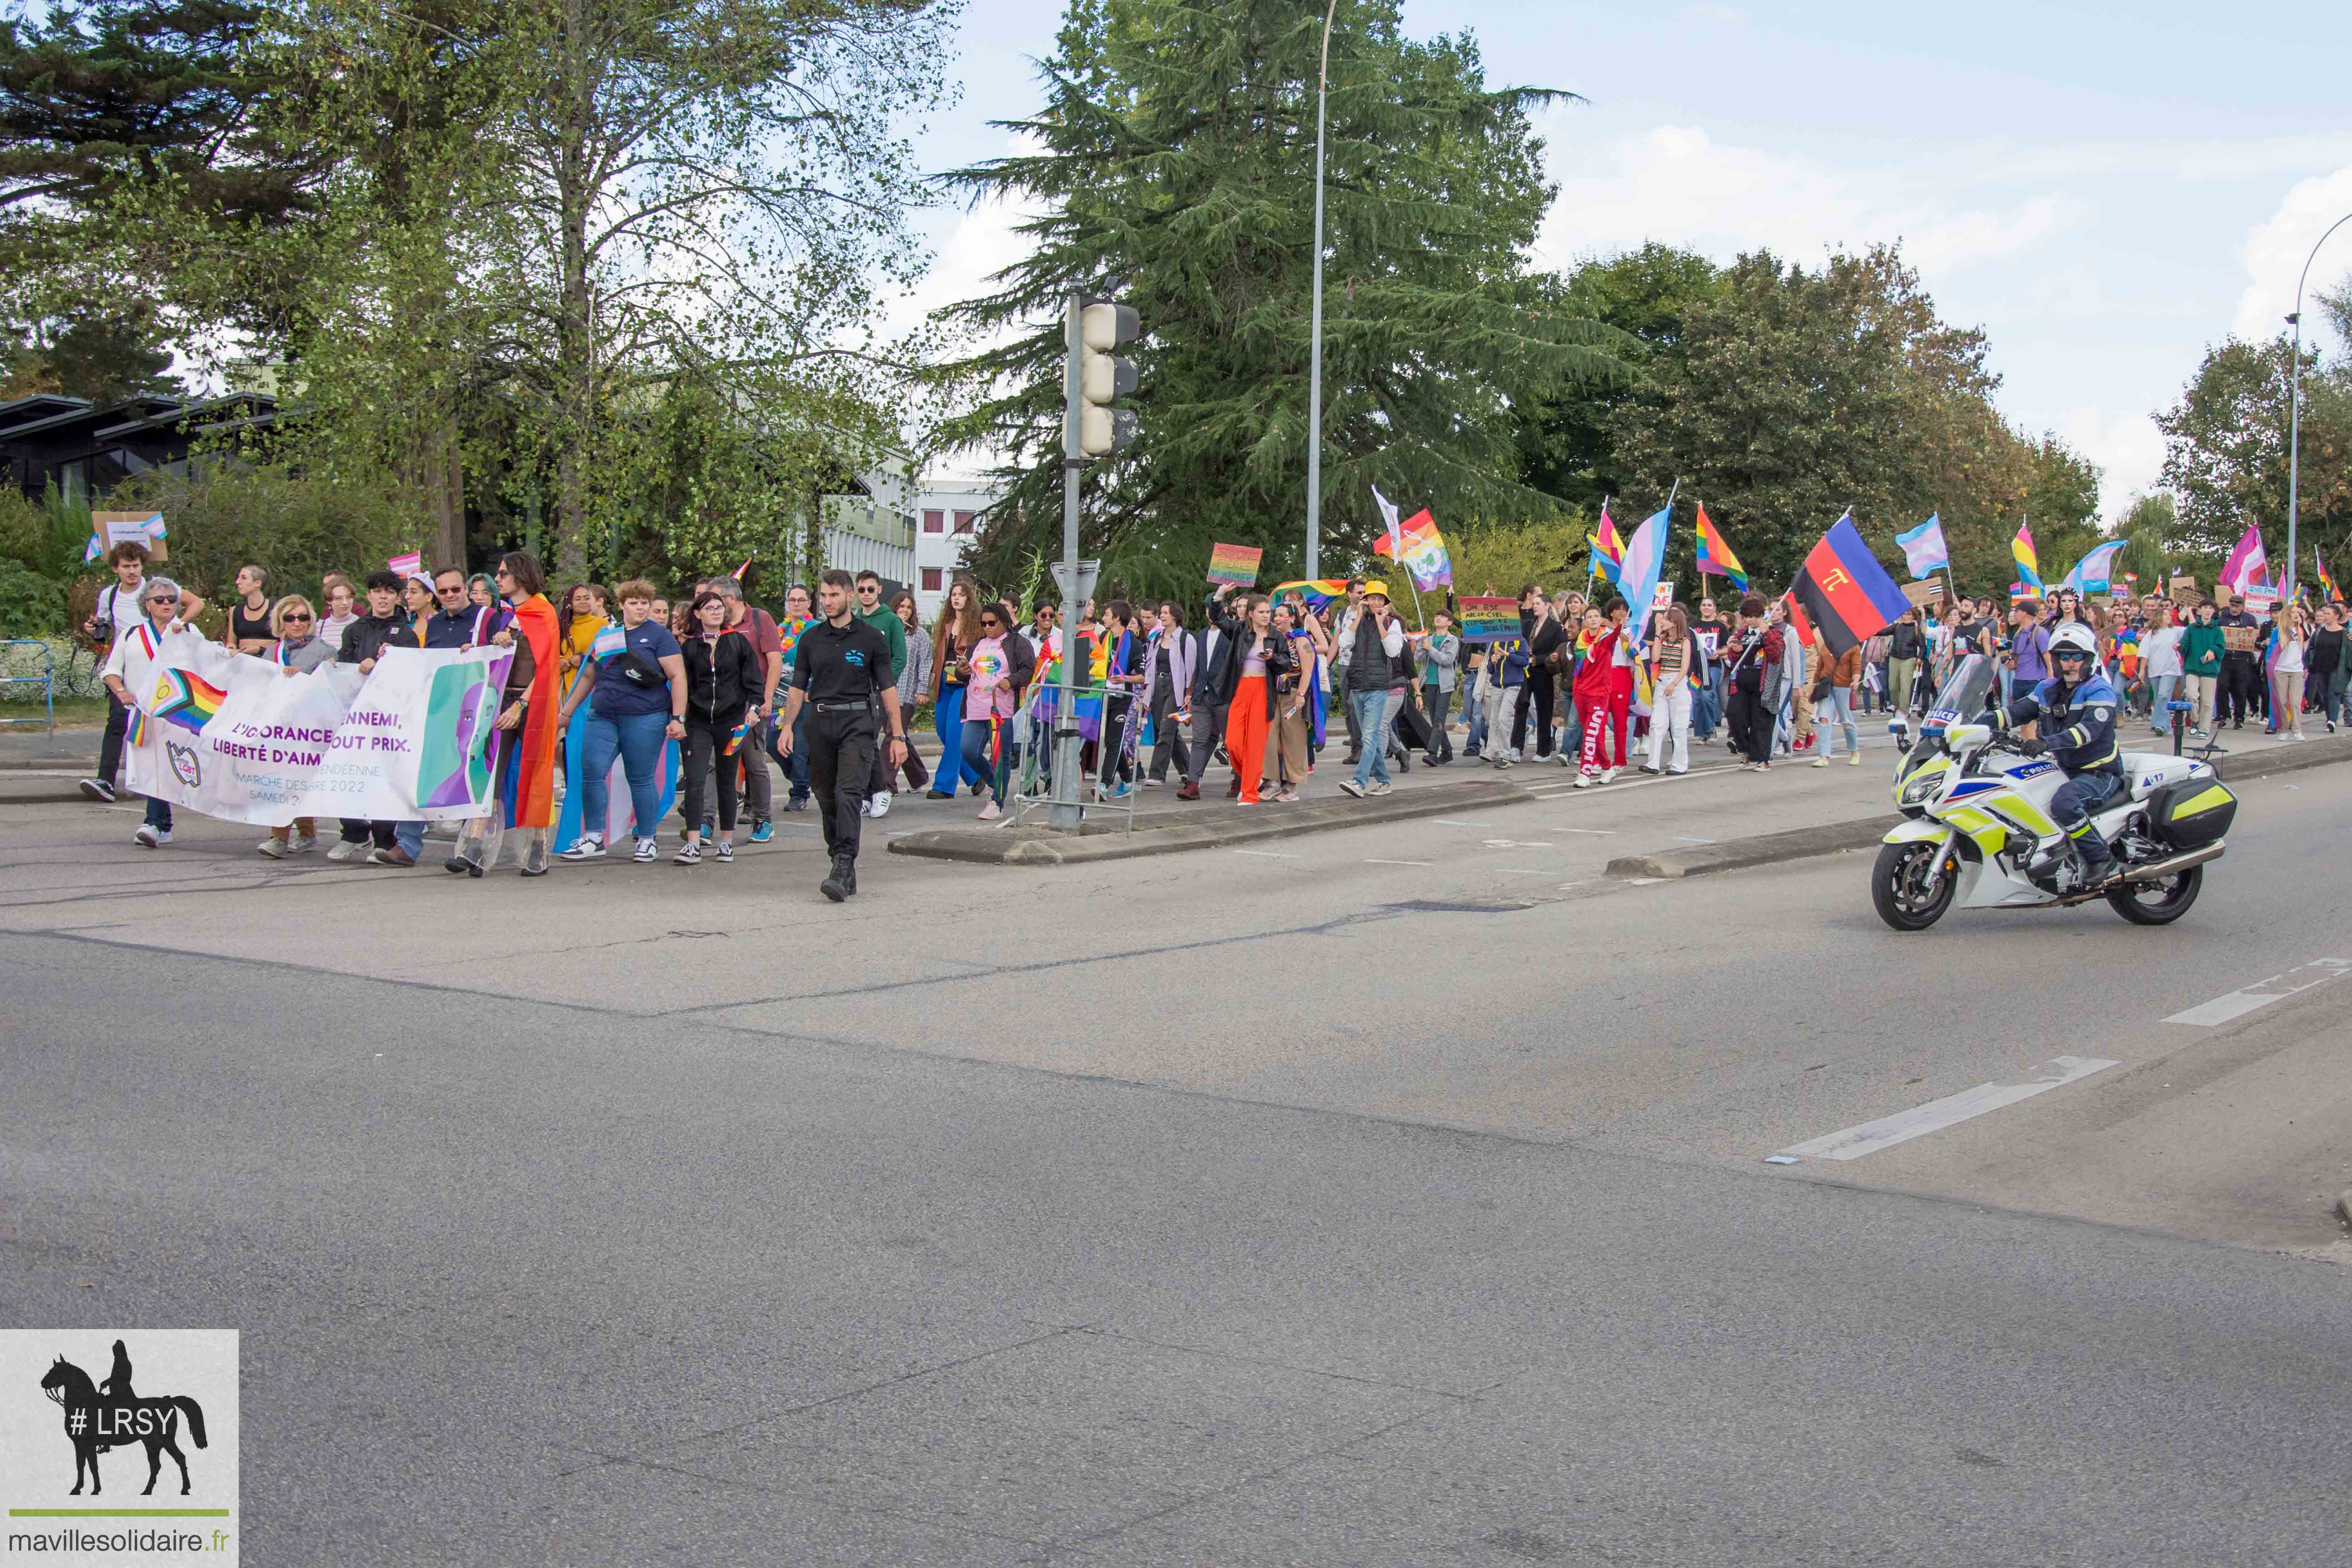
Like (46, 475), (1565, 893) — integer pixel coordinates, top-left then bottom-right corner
(1871, 652), (2234, 931)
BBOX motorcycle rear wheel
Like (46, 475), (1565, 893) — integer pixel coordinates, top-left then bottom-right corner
(1872, 840), (1957, 931)
(2107, 864), (2202, 925)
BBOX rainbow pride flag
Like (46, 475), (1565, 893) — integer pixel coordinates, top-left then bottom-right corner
(1206, 542), (1263, 588)
(1694, 503), (1747, 590)
(124, 703), (152, 747)
(150, 667), (227, 733)
(1270, 579), (1347, 610)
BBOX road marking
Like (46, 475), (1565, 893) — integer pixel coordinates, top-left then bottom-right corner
(1625, 877), (1665, 885)
(1776, 1055), (2119, 1162)
(1674, 836), (1717, 844)
(2162, 958), (2352, 1027)
(1494, 867), (1549, 874)
(1433, 819), (1496, 827)
(1363, 859), (1430, 867)
(1548, 826), (1617, 836)
(1231, 848), (1298, 858)
(1481, 839), (1552, 849)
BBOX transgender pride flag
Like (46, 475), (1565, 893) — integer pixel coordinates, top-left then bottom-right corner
(1895, 514), (1948, 579)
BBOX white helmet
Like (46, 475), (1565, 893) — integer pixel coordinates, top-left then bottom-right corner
(2049, 622), (2097, 660)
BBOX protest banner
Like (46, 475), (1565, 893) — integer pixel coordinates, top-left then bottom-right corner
(1455, 596), (1519, 641)
(1205, 543), (1262, 588)
(123, 638), (512, 826)
(2223, 627), (2258, 653)
(90, 511), (167, 564)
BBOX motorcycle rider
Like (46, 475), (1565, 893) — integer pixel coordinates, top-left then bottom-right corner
(1997, 621), (2124, 886)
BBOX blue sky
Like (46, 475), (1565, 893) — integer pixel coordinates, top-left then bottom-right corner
(898, 0), (2352, 514)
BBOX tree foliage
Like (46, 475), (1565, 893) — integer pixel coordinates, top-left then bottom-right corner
(930, 0), (1628, 601)
(2156, 333), (2352, 580)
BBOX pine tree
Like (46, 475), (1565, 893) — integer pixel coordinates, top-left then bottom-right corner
(929, 0), (1626, 604)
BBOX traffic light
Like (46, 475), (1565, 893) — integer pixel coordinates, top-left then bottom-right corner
(1071, 297), (1140, 460)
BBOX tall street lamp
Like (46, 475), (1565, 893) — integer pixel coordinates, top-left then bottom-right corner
(2287, 210), (2352, 599)
(1304, 0), (1340, 584)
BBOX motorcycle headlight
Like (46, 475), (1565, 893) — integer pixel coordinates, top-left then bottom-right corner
(1898, 767), (1945, 806)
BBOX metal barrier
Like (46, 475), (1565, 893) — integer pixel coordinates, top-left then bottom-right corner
(1003, 682), (1139, 832)
(0, 638), (55, 732)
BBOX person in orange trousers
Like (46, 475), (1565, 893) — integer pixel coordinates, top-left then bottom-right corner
(1212, 591), (1292, 805)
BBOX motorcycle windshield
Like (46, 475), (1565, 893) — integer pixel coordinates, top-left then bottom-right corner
(1910, 656), (1998, 766)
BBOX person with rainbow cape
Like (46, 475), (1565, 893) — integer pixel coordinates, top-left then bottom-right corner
(450, 549), (561, 876)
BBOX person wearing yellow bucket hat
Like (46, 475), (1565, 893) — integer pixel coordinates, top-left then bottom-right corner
(1336, 582), (1406, 798)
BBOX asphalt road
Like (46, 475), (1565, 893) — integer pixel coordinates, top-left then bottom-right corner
(5, 751), (2350, 1564)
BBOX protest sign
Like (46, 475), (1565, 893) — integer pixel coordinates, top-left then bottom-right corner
(1205, 543), (1262, 588)
(91, 511), (167, 564)
(1456, 596), (1519, 641)
(2170, 574), (2201, 604)
(1902, 579), (1945, 608)
(124, 639), (512, 826)
(2223, 627), (2258, 653)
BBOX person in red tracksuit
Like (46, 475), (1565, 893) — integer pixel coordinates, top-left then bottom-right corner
(1572, 604), (1623, 786)
(1603, 596), (1636, 769)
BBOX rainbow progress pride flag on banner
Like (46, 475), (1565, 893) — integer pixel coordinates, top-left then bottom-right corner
(150, 667), (227, 733)
(1270, 579), (1347, 610)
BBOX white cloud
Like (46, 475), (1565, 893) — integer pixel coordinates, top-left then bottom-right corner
(2058, 405), (2169, 519)
(1534, 121), (2086, 277)
(2231, 165), (2352, 346)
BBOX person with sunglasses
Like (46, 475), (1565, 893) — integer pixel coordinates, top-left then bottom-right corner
(100, 576), (204, 847)
(959, 601), (1034, 820)
(257, 595), (337, 857)
(417, 568), (479, 649)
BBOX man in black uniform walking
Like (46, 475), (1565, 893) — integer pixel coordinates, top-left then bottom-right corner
(778, 570), (910, 901)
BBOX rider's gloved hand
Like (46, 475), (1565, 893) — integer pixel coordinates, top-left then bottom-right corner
(2011, 735), (2046, 757)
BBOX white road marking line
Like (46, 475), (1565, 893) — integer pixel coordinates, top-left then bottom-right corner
(1230, 848), (1298, 858)
(1776, 1055), (2120, 1162)
(1494, 867), (1548, 874)
(1433, 819), (1496, 827)
(1674, 836), (1717, 844)
(2162, 958), (2352, 1027)
(1481, 839), (1552, 849)
(1364, 859), (1431, 867)
(1625, 877), (1665, 885)
(1548, 826), (1618, 836)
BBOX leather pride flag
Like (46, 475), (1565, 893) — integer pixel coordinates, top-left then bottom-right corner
(1791, 511), (1909, 657)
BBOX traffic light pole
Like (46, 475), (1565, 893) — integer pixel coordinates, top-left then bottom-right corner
(1053, 290), (1086, 831)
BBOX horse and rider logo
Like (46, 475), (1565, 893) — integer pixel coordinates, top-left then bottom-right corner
(37, 1339), (209, 1496)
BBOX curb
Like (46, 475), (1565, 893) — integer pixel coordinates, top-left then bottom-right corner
(889, 779), (1538, 866)
(1605, 731), (2352, 882)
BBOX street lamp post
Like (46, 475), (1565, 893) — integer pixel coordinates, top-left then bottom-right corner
(1304, 0), (1340, 584)
(2287, 210), (2352, 601)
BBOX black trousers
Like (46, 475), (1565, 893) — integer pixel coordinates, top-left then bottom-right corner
(1726, 685), (1774, 763)
(680, 716), (740, 832)
(1148, 686), (1190, 781)
(2219, 654), (2258, 724)
(1512, 671), (1556, 756)
(99, 687), (129, 784)
(1422, 683), (1453, 760)
(339, 818), (398, 848)
(808, 707), (878, 862)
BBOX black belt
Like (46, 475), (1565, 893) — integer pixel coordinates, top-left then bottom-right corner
(810, 700), (871, 712)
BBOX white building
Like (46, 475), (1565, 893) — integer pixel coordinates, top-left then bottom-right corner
(912, 475), (1007, 619)
(815, 450), (920, 595)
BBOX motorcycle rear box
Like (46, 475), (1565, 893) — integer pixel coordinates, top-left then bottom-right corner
(2147, 777), (2235, 851)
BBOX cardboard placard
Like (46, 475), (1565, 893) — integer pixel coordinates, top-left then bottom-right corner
(2223, 627), (2258, 653)
(1205, 542), (1262, 588)
(1901, 579), (1945, 608)
(2169, 574), (2200, 603)
(92, 510), (167, 564)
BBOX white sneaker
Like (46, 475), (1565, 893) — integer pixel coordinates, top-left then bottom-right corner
(632, 837), (658, 863)
(287, 833), (316, 854)
(326, 840), (363, 861)
(1574, 772), (1593, 789)
(134, 824), (169, 847)
(1601, 767), (1620, 784)
(558, 834), (605, 861)
(1338, 778), (1365, 798)
(978, 801), (1002, 821)
(1368, 780), (1394, 796)
(257, 836), (287, 858)
(1811, 757), (1828, 768)
(870, 790), (893, 819)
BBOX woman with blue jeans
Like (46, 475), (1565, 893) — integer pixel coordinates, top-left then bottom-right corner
(554, 580), (687, 864)
(958, 601), (1035, 821)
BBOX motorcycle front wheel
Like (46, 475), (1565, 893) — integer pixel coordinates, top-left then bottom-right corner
(1871, 840), (1957, 931)
(2108, 864), (2202, 925)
